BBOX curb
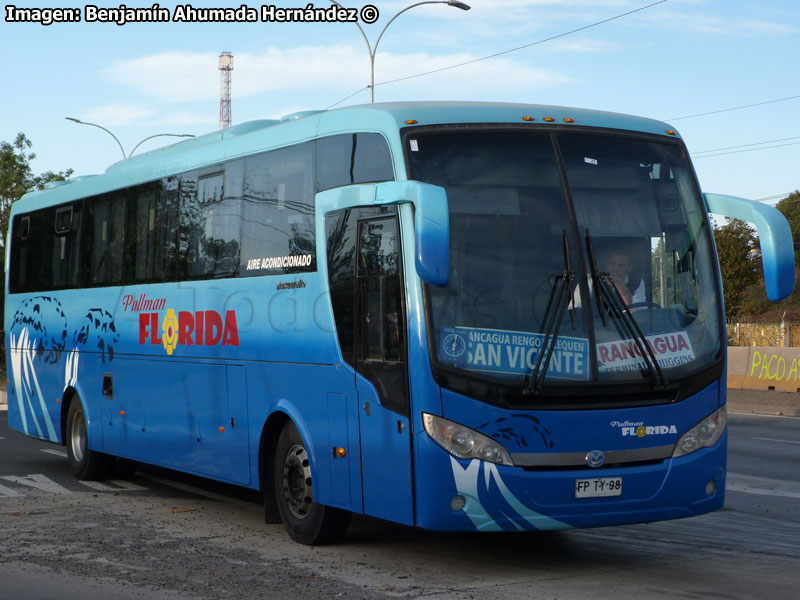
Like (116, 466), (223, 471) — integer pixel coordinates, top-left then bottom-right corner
(726, 388), (800, 417)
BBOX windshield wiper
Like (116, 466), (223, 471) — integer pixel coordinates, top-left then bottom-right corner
(584, 227), (607, 326)
(523, 230), (575, 396)
(585, 229), (668, 390)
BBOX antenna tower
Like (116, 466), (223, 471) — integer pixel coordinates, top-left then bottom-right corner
(219, 51), (233, 129)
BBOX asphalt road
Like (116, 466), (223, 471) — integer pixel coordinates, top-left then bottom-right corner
(0, 401), (798, 600)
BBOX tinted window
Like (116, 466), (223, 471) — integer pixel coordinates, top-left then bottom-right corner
(357, 217), (404, 362)
(50, 204), (81, 289)
(10, 212), (46, 293)
(327, 209), (358, 366)
(241, 142), (316, 276)
(9, 139), (327, 293)
(86, 194), (126, 286)
(180, 161), (242, 279)
(9, 204), (82, 293)
(317, 133), (394, 191)
(126, 180), (178, 283)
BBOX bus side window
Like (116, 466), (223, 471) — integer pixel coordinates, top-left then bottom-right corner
(316, 133), (394, 192)
(126, 181), (178, 283)
(50, 203), (82, 289)
(9, 204), (81, 293)
(240, 143), (316, 276)
(179, 166), (242, 280)
(355, 215), (409, 415)
(86, 194), (125, 286)
(357, 217), (404, 361)
(10, 213), (44, 293)
(326, 207), (409, 415)
(326, 209), (358, 367)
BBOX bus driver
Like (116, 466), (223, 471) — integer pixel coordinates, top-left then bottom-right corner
(572, 246), (646, 309)
(605, 248), (645, 306)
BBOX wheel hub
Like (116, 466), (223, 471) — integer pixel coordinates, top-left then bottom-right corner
(70, 408), (86, 463)
(282, 444), (312, 519)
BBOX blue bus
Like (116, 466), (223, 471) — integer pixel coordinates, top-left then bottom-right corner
(5, 102), (794, 544)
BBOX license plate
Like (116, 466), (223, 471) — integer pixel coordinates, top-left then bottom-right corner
(575, 477), (623, 498)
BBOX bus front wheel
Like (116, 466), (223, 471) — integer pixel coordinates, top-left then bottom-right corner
(66, 395), (112, 480)
(273, 421), (350, 545)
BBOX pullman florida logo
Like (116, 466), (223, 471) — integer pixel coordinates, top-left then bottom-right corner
(123, 294), (240, 356)
(610, 420), (677, 437)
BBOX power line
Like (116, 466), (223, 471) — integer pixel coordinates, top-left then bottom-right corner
(377, 0), (669, 88)
(693, 135), (800, 155)
(667, 94), (800, 121)
(692, 140), (800, 159)
(326, 86), (369, 110)
(325, 0), (669, 110)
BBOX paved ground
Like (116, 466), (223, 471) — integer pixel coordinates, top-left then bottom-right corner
(1, 412), (798, 600)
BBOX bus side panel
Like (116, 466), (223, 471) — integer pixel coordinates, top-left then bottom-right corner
(102, 357), (250, 485)
(227, 365), (250, 485)
(246, 362), (364, 513)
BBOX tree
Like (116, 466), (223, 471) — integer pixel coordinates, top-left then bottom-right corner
(776, 190), (800, 265)
(713, 218), (761, 317)
(725, 191), (800, 322)
(747, 190), (800, 319)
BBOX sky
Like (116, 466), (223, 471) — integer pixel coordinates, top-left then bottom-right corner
(1, 0), (798, 204)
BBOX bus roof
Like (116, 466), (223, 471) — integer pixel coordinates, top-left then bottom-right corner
(14, 101), (680, 212)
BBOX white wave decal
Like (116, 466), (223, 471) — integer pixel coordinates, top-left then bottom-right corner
(9, 332), (29, 435)
(9, 328), (58, 442)
(451, 457), (571, 531)
(483, 462), (571, 530)
(64, 348), (79, 390)
(450, 457), (503, 531)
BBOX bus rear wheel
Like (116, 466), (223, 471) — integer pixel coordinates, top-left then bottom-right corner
(273, 421), (350, 545)
(66, 395), (112, 480)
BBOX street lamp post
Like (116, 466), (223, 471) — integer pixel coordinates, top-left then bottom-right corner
(330, 0), (470, 103)
(65, 117), (195, 159)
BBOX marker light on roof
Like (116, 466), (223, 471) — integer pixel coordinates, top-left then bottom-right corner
(543, 117), (555, 122)
(405, 119), (418, 125)
(522, 116), (534, 122)
(666, 130), (677, 136)
(563, 118), (575, 123)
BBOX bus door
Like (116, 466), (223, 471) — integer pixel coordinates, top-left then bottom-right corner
(354, 215), (414, 525)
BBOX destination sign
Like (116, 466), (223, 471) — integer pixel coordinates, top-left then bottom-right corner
(438, 326), (590, 380)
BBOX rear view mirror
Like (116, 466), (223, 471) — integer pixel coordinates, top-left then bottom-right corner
(704, 192), (794, 301)
(375, 181), (449, 286)
(316, 181), (450, 286)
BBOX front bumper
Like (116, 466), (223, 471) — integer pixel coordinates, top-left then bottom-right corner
(414, 430), (726, 532)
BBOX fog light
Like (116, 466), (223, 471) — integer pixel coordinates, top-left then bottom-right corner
(450, 495), (466, 511)
(705, 480), (716, 496)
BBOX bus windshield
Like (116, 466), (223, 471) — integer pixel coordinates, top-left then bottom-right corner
(406, 128), (722, 401)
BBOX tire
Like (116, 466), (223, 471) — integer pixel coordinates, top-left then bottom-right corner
(273, 421), (350, 545)
(66, 396), (112, 480)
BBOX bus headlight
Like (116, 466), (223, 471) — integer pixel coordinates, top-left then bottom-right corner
(672, 406), (726, 458)
(423, 413), (513, 466)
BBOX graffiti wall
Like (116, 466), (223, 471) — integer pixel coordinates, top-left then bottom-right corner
(728, 346), (800, 392)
